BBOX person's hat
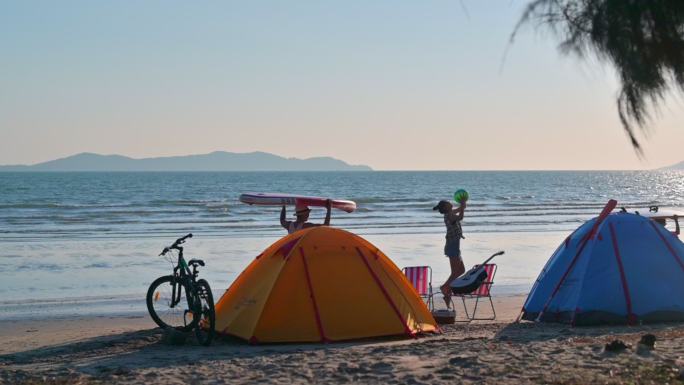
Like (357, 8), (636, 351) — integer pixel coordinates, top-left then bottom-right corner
(433, 200), (450, 212)
(294, 204), (311, 216)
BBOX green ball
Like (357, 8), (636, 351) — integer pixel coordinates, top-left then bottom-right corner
(454, 189), (469, 203)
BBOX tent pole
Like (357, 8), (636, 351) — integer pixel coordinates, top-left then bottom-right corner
(356, 247), (415, 337)
(609, 222), (635, 325)
(649, 222), (684, 273)
(300, 248), (329, 343)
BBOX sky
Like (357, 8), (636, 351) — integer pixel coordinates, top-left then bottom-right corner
(1, 1), (683, 170)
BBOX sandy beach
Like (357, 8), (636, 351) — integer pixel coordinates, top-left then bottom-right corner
(2, 294), (683, 385)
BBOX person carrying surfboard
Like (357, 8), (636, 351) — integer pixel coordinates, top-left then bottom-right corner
(433, 198), (467, 308)
(280, 200), (332, 234)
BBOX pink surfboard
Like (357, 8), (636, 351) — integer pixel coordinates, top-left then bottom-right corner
(239, 193), (357, 213)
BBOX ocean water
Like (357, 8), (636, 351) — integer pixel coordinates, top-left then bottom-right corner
(1, 171), (682, 319)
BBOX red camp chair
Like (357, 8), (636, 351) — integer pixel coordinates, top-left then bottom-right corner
(402, 266), (434, 311)
(454, 263), (497, 321)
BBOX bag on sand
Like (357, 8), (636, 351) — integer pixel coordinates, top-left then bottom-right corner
(432, 309), (456, 324)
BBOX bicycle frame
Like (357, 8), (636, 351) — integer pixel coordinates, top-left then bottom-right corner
(169, 246), (198, 310)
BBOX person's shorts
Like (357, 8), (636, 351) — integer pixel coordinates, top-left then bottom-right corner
(444, 238), (462, 260)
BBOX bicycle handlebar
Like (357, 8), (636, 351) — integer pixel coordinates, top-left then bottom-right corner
(176, 233), (193, 244)
(159, 233), (193, 256)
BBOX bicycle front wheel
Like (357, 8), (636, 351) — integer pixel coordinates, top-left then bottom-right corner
(146, 275), (194, 331)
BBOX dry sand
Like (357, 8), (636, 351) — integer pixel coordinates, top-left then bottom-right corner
(1, 294), (683, 384)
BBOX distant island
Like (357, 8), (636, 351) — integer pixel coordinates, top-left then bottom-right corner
(662, 161), (684, 171)
(0, 151), (373, 172)
(658, 161), (684, 170)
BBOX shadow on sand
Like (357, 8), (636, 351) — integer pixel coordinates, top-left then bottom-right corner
(493, 320), (684, 344)
(0, 327), (416, 376)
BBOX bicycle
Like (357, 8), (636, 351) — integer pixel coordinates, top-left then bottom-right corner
(146, 233), (216, 346)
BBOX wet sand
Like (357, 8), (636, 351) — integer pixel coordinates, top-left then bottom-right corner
(2, 294), (684, 384)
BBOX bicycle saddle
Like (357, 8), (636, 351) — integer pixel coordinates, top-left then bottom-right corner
(188, 259), (205, 267)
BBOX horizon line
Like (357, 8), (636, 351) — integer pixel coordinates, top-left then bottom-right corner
(0, 168), (675, 172)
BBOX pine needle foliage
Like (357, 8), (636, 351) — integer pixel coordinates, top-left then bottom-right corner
(515, 0), (684, 150)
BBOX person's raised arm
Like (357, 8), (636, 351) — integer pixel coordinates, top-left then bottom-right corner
(280, 206), (288, 228)
(675, 215), (680, 236)
(450, 202), (466, 221)
(324, 199), (332, 226)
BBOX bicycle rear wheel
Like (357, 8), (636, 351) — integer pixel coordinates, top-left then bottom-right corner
(146, 275), (194, 331)
(193, 279), (216, 346)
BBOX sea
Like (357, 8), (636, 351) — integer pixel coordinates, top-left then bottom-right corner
(1, 171), (683, 320)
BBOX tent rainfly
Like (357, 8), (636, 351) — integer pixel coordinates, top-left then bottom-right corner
(214, 227), (438, 343)
(522, 200), (684, 325)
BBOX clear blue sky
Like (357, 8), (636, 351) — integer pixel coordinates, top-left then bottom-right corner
(2, 1), (682, 170)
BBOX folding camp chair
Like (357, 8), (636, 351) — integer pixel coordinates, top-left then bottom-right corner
(454, 263), (497, 321)
(402, 266), (434, 311)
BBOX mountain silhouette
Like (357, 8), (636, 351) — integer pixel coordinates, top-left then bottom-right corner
(0, 151), (372, 171)
(662, 161), (684, 171)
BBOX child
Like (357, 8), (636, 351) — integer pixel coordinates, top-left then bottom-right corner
(433, 199), (466, 307)
(280, 200), (332, 234)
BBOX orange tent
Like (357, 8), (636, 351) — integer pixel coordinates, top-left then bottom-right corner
(214, 227), (438, 343)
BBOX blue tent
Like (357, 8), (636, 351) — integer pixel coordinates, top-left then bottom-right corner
(522, 210), (684, 325)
